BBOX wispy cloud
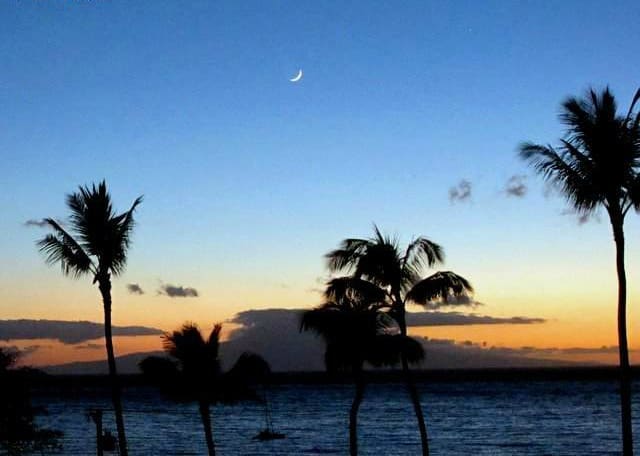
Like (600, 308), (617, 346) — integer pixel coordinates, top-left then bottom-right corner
(158, 284), (199, 298)
(126, 283), (145, 295)
(23, 219), (48, 228)
(561, 209), (597, 225)
(449, 179), (472, 204)
(505, 175), (527, 197)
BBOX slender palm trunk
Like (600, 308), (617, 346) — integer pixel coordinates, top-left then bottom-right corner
(99, 277), (128, 456)
(611, 217), (634, 456)
(349, 367), (366, 456)
(198, 400), (216, 456)
(395, 296), (429, 456)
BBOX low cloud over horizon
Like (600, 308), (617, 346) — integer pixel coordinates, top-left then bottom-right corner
(0, 319), (163, 345)
(36, 308), (636, 374)
(220, 308), (558, 372)
(406, 311), (545, 326)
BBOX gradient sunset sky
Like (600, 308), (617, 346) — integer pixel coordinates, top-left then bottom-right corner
(1, 1), (639, 368)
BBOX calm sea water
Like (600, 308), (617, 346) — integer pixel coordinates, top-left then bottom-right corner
(26, 380), (640, 455)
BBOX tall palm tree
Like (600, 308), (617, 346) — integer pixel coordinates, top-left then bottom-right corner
(325, 226), (473, 456)
(302, 277), (425, 456)
(139, 323), (270, 456)
(520, 87), (640, 456)
(37, 181), (141, 456)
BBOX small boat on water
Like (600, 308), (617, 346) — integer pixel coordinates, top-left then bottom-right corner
(252, 384), (286, 441)
(253, 429), (286, 441)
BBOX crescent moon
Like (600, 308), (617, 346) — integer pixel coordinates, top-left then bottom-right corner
(289, 69), (303, 82)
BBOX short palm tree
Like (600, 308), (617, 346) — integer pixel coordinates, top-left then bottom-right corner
(520, 86), (640, 456)
(301, 277), (424, 456)
(325, 226), (473, 456)
(37, 181), (141, 456)
(139, 323), (270, 456)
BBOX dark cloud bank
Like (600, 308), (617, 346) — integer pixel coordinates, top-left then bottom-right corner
(40, 309), (631, 375)
(0, 319), (162, 345)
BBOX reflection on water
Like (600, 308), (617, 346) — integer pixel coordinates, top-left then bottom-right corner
(31, 381), (639, 455)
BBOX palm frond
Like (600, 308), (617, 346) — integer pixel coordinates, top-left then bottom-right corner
(403, 237), (444, 272)
(108, 195), (143, 276)
(519, 142), (601, 212)
(405, 271), (473, 306)
(628, 173), (640, 213)
(37, 218), (94, 277)
(206, 324), (222, 361)
(162, 323), (206, 367)
(325, 238), (370, 273)
(625, 88), (640, 123)
(324, 276), (388, 309)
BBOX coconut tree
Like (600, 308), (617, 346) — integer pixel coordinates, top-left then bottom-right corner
(325, 226), (473, 456)
(520, 86), (640, 455)
(139, 323), (270, 456)
(301, 277), (425, 456)
(37, 181), (141, 456)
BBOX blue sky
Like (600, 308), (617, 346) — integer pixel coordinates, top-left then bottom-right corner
(1, 1), (640, 361)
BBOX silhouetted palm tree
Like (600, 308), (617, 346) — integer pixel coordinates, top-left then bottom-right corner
(325, 226), (473, 456)
(37, 181), (141, 456)
(520, 87), (640, 456)
(302, 277), (424, 456)
(139, 323), (269, 456)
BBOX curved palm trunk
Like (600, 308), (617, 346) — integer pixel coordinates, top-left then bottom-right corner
(99, 278), (128, 456)
(395, 299), (429, 456)
(612, 218), (634, 456)
(198, 400), (216, 456)
(349, 367), (366, 456)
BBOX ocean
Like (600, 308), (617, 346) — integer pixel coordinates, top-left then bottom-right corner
(27, 379), (640, 455)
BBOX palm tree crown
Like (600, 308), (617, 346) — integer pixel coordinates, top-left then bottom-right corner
(520, 88), (640, 218)
(38, 181), (142, 280)
(140, 323), (270, 403)
(162, 324), (223, 395)
(326, 225), (473, 310)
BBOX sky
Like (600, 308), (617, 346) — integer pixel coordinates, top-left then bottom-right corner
(1, 0), (640, 370)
